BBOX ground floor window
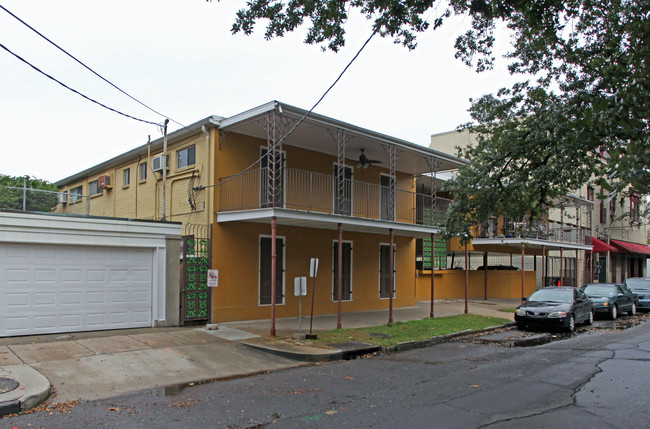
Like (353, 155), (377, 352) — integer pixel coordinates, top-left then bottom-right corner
(379, 244), (396, 298)
(259, 236), (284, 305)
(333, 241), (352, 301)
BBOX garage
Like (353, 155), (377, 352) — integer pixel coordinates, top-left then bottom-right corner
(0, 211), (181, 338)
(0, 243), (154, 337)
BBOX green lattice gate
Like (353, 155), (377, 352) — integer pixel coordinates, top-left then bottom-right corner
(181, 225), (212, 323)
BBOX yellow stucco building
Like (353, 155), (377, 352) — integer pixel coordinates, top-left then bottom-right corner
(57, 101), (463, 331)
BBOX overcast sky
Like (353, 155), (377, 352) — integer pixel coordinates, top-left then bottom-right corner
(0, 0), (518, 183)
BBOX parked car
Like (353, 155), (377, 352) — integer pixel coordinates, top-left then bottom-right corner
(581, 283), (636, 319)
(624, 277), (650, 312)
(515, 287), (594, 332)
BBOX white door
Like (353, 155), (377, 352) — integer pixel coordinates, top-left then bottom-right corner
(0, 243), (153, 337)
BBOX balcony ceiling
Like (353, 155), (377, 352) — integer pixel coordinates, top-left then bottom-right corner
(218, 101), (464, 176)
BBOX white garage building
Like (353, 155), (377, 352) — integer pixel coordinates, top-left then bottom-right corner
(0, 212), (181, 337)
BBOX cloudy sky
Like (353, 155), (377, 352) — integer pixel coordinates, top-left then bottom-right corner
(0, 0), (518, 183)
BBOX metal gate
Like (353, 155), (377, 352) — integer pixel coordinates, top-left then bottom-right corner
(181, 224), (212, 323)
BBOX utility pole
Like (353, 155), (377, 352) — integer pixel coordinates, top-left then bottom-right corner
(162, 119), (169, 221)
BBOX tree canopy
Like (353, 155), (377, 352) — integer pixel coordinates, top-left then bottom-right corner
(228, 0), (649, 238)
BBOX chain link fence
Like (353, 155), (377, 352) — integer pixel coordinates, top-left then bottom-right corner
(0, 185), (90, 215)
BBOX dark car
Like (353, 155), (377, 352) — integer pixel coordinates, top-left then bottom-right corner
(624, 277), (650, 312)
(515, 287), (594, 332)
(581, 283), (636, 319)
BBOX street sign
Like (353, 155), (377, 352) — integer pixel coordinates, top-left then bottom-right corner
(310, 258), (319, 277)
(294, 276), (307, 296)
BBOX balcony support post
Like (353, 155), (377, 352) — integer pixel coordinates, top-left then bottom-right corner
(382, 145), (402, 222)
(258, 109), (292, 207)
(560, 247), (564, 286)
(389, 228), (394, 324)
(270, 216), (277, 337)
(521, 245), (525, 300)
(483, 251), (488, 300)
(425, 156), (439, 225)
(329, 128), (352, 215)
(336, 223), (344, 329)
(430, 232), (435, 318)
(542, 245), (547, 286)
(464, 245), (469, 314)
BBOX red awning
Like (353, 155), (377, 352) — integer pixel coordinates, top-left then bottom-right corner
(590, 237), (617, 253)
(610, 239), (650, 256)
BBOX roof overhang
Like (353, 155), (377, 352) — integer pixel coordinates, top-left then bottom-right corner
(216, 208), (441, 238)
(217, 101), (465, 176)
(471, 237), (592, 252)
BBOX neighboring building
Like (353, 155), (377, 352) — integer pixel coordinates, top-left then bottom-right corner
(57, 101), (463, 331)
(428, 129), (649, 296)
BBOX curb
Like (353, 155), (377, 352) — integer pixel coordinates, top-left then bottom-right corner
(0, 364), (51, 417)
(245, 323), (516, 363)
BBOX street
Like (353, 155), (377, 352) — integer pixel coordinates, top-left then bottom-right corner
(5, 321), (650, 428)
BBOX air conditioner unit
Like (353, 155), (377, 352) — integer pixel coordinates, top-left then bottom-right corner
(98, 175), (112, 189)
(152, 155), (168, 172)
(58, 192), (68, 204)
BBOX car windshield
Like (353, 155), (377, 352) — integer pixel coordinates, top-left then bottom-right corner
(583, 285), (616, 297)
(528, 289), (572, 303)
(626, 279), (650, 291)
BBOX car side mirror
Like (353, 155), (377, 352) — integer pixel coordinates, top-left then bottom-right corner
(522, 296), (528, 302)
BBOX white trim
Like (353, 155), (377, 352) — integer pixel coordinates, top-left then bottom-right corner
(258, 234), (286, 306)
(332, 239), (353, 302)
(472, 237), (592, 251)
(217, 208), (441, 238)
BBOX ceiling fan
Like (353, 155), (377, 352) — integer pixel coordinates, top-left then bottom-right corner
(356, 149), (381, 169)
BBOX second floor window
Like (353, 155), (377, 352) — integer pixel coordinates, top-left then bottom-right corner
(70, 185), (83, 202)
(630, 192), (640, 223)
(177, 145), (196, 169)
(89, 180), (100, 195)
(123, 168), (130, 186)
(139, 162), (147, 181)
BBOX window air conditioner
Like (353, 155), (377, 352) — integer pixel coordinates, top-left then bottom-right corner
(98, 175), (112, 189)
(152, 155), (168, 172)
(58, 192), (68, 204)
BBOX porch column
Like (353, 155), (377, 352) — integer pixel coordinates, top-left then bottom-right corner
(575, 249), (579, 287)
(542, 245), (546, 286)
(337, 223), (343, 329)
(270, 216), (277, 337)
(464, 245), (469, 314)
(559, 247), (564, 286)
(483, 252), (488, 300)
(521, 246), (525, 300)
(430, 232), (435, 318)
(389, 228), (394, 324)
(590, 250), (594, 283)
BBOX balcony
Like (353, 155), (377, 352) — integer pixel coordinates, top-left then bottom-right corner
(218, 167), (450, 227)
(477, 218), (591, 246)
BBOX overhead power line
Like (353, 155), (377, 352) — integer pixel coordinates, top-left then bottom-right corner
(199, 30), (377, 190)
(0, 42), (161, 126)
(0, 3), (187, 129)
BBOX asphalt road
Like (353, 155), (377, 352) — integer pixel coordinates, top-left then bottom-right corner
(5, 321), (650, 428)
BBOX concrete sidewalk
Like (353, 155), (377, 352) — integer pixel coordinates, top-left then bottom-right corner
(0, 299), (517, 414)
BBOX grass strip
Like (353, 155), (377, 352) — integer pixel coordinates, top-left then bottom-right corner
(309, 314), (510, 347)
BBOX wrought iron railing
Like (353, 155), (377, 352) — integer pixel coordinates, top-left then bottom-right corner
(218, 167), (450, 226)
(477, 217), (591, 245)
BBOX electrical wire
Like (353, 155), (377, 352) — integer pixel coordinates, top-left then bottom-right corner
(0, 42), (161, 126)
(0, 3), (187, 129)
(197, 30), (377, 190)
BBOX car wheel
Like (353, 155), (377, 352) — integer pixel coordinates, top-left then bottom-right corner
(567, 315), (576, 333)
(610, 305), (618, 320)
(586, 310), (594, 325)
(629, 303), (637, 316)
(516, 323), (526, 331)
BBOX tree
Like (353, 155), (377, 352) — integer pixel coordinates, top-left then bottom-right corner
(0, 175), (59, 213)
(227, 0), (649, 238)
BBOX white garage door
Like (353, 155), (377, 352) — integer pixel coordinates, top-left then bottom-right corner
(0, 243), (153, 337)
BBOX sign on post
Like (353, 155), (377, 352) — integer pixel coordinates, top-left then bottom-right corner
(294, 277), (307, 296)
(310, 258), (319, 278)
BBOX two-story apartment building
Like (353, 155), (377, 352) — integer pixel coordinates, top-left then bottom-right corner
(427, 128), (649, 294)
(57, 101), (463, 333)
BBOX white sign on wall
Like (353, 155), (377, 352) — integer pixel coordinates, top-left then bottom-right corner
(207, 269), (219, 287)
